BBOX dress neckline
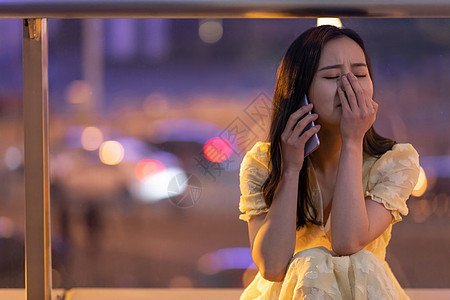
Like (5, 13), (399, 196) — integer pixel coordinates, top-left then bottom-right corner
(306, 156), (331, 232)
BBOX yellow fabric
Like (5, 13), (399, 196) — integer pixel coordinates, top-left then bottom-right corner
(238, 141), (420, 299)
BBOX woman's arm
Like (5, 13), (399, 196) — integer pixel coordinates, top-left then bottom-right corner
(249, 169), (300, 282)
(331, 140), (367, 254)
(250, 104), (321, 281)
(331, 141), (392, 255)
(331, 72), (392, 255)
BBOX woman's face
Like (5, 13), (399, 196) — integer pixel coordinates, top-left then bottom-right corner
(308, 36), (373, 129)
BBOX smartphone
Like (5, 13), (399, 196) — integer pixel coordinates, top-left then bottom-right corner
(298, 95), (320, 157)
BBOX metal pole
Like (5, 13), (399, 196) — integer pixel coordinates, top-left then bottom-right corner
(23, 18), (52, 300)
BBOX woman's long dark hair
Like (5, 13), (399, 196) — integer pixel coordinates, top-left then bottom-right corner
(262, 25), (396, 230)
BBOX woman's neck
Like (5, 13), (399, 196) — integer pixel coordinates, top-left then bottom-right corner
(309, 127), (342, 174)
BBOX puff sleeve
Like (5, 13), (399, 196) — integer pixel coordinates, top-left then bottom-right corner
(365, 143), (420, 225)
(238, 142), (271, 222)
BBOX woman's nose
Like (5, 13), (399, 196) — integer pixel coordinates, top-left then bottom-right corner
(336, 78), (347, 97)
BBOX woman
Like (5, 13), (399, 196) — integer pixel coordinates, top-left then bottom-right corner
(238, 25), (420, 299)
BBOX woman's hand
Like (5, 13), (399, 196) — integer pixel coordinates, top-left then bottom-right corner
(280, 103), (321, 173)
(337, 72), (378, 143)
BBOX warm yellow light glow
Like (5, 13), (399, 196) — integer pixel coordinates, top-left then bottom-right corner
(243, 12), (291, 18)
(412, 166), (427, 197)
(99, 141), (124, 165)
(199, 19), (223, 43)
(317, 18), (343, 28)
(81, 126), (104, 151)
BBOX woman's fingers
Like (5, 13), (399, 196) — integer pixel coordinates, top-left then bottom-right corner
(281, 103), (313, 141)
(370, 98), (378, 112)
(346, 72), (368, 110)
(300, 122), (321, 144)
(280, 102), (321, 172)
(341, 74), (358, 110)
(292, 112), (318, 139)
(373, 100), (378, 111)
(338, 72), (378, 142)
(337, 86), (350, 112)
(284, 103), (312, 131)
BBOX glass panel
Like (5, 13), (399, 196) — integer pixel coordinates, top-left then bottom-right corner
(0, 19), (26, 288)
(2, 18), (448, 291)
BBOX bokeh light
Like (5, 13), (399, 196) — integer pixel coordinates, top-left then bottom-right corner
(412, 166), (427, 197)
(198, 19), (223, 43)
(81, 126), (104, 151)
(99, 140), (125, 165)
(0, 216), (15, 238)
(134, 167), (187, 203)
(410, 198), (432, 223)
(65, 80), (93, 104)
(197, 247), (255, 275)
(4, 146), (22, 170)
(431, 193), (448, 217)
(135, 159), (166, 182)
(203, 137), (231, 163)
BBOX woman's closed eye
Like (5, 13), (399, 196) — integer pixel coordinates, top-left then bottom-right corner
(324, 75), (366, 79)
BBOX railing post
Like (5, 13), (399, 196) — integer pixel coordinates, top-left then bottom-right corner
(22, 18), (52, 300)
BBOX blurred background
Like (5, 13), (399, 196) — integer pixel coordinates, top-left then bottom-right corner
(0, 17), (449, 289)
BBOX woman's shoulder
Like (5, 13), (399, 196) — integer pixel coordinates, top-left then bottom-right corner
(242, 141), (271, 168)
(246, 141), (271, 155)
(364, 142), (419, 163)
(366, 142), (420, 180)
(389, 143), (419, 156)
(375, 143), (419, 166)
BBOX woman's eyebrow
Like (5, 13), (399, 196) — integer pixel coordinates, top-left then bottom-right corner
(318, 63), (367, 71)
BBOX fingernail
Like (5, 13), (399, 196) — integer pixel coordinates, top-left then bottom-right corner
(342, 75), (348, 81)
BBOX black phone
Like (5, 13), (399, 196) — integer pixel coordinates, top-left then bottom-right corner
(298, 95), (320, 157)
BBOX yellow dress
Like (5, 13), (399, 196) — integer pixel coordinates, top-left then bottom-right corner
(238, 141), (420, 300)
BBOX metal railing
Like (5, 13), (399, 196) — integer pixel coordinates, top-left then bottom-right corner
(2, 1), (450, 299)
(1, 0), (450, 18)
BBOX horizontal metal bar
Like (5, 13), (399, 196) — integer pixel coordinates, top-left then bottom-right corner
(1, 0), (450, 18)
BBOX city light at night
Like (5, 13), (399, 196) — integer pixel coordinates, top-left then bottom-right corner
(203, 137), (231, 163)
(81, 126), (104, 151)
(317, 18), (343, 28)
(99, 140), (125, 165)
(412, 166), (428, 197)
(135, 159), (166, 182)
(4, 146), (22, 170)
(198, 19), (223, 43)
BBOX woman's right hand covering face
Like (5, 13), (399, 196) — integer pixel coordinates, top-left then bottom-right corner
(337, 72), (378, 143)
